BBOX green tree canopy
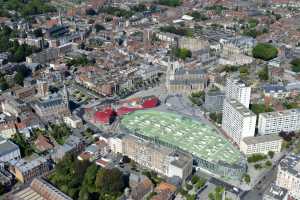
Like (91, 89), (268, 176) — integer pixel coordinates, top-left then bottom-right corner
(291, 58), (300, 72)
(252, 43), (278, 61)
(173, 48), (192, 60)
(95, 168), (125, 197)
(158, 0), (181, 7)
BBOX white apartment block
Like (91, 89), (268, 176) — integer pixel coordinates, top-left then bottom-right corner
(222, 99), (256, 146)
(225, 77), (251, 108)
(108, 136), (123, 154)
(276, 154), (300, 200)
(240, 135), (282, 155)
(258, 109), (300, 135)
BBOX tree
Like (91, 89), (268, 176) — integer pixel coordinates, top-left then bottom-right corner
(11, 132), (34, 157)
(95, 168), (125, 198)
(95, 24), (105, 32)
(191, 175), (199, 184)
(252, 43), (278, 61)
(173, 48), (192, 60)
(258, 65), (269, 80)
(50, 123), (71, 145)
(15, 71), (25, 86)
(265, 160), (272, 167)
(158, 0), (181, 7)
(0, 183), (5, 195)
(243, 174), (251, 184)
(33, 28), (43, 37)
(291, 58), (300, 73)
(268, 151), (275, 159)
(86, 8), (97, 16)
(239, 66), (249, 77)
(209, 112), (222, 124)
(208, 186), (225, 200)
(247, 154), (267, 163)
(189, 11), (209, 21)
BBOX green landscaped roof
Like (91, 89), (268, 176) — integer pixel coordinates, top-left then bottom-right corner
(121, 110), (243, 165)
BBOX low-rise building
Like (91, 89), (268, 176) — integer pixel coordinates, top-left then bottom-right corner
(276, 154), (300, 200)
(263, 183), (288, 200)
(129, 172), (153, 200)
(13, 177), (72, 200)
(64, 115), (83, 128)
(0, 136), (21, 164)
(240, 135), (283, 155)
(263, 84), (289, 99)
(9, 156), (51, 183)
(204, 90), (225, 112)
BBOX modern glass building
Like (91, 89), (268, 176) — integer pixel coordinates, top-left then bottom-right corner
(121, 110), (246, 180)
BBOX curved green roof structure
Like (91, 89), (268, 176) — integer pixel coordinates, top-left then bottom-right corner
(121, 110), (246, 179)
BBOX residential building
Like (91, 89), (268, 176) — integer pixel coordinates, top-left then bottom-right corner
(51, 135), (85, 162)
(222, 99), (256, 146)
(263, 183), (288, 200)
(225, 77), (251, 108)
(13, 177), (72, 200)
(0, 136), (21, 164)
(122, 135), (193, 180)
(0, 113), (17, 139)
(151, 182), (177, 200)
(63, 115), (83, 128)
(129, 172), (153, 200)
(240, 135), (283, 155)
(276, 154), (300, 200)
(26, 48), (59, 64)
(178, 37), (209, 52)
(9, 157), (51, 183)
(13, 86), (36, 100)
(258, 109), (300, 135)
(262, 84), (289, 99)
(1, 97), (30, 117)
(108, 136), (123, 154)
(204, 90), (225, 112)
(220, 36), (256, 55)
(78, 139), (109, 161)
(34, 135), (54, 152)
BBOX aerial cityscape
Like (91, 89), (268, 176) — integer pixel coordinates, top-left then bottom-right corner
(0, 0), (300, 199)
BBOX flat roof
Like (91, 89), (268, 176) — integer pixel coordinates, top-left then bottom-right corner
(260, 109), (300, 118)
(243, 135), (282, 145)
(226, 99), (255, 117)
(121, 110), (243, 165)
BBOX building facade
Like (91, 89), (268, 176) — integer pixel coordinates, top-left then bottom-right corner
(204, 90), (225, 112)
(122, 134), (193, 180)
(258, 109), (300, 135)
(0, 137), (21, 164)
(225, 77), (251, 108)
(166, 63), (207, 94)
(222, 99), (256, 146)
(276, 154), (300, 200)
(240, 135), (283, 155)
(9, 157), (51, 183)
